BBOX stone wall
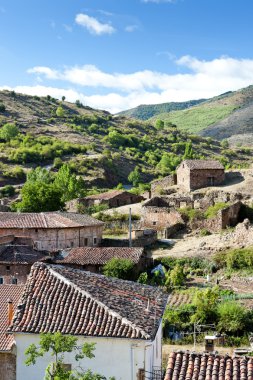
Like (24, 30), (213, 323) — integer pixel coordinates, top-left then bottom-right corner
(0, 263), (31, 285)
(191, 202), (242, 232)
(177, 165), (225, 191)
(151, 174), (177, 196)
(141, 206), (184, 230)
(0, 226), (103, 252)
(102, 229), (157, 248)
(0, 353), (16, 380)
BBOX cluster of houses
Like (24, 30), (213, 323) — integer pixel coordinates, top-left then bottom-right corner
(0, 159), (251, 380)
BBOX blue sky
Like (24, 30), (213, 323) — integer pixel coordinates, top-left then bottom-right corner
(1, 0), (253, 112)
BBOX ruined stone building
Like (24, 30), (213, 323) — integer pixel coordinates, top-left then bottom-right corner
(68, 189), (144, 211)
(0, 235), (49, 285)
(0, 212), (104, 251)
(177, 160), (225, 191)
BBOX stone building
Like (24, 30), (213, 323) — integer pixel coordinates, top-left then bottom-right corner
(0, 284), (24, 380)
(0, 235), (49, 285)
(141, 197), (184, 237)
(0, 212), (104, 251)
(177, 160), (225, 191)
(69, 190), (144, 211)
(54, 246), (149, 274)
(151, 174), (177, 196)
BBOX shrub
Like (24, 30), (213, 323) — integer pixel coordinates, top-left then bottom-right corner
(200, 228), (211, 236)
(0, 123), (19, 141)
(217, 301), (248, 333)
(204, 202), (227, 219)
(0, 103), (5, 112)
(103, 258), (134, 280)
(0, 185), (15, 197)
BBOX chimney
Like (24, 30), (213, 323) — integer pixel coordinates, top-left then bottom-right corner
(7, 298), (14, 326)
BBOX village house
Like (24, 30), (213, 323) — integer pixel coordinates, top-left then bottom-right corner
(54, 246), (150, 274)
(67, 189), (144, 212)
(164, 351), (253, 380)
(0, 235), (49, 284)
(0, 285), (24, 380)
(177, 160), (225, 191)
(10, 262), (168, 380)
(141, 197), (185, 237)
(0, 212), (104, 251)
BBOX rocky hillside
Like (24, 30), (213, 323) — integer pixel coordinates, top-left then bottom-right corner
(0, 90), (251, 190)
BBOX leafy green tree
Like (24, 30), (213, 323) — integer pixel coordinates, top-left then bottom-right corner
(103, 258), (134, 280)
(156, 153), (181, 176)
(0, 123), (19, 141)
(25, 332), (114, 380)
(54, 164), (84, 202)
(27, 167), (52, 184)
(15, 181), (64, 212)
(155, 119), (165, 130)
(191, 287), (219, 324)
(183, 142), (193, 159)
(165, 264), (186, 289)
(217, 301), (247, 333)
(62, 96), (66, 102)
(128, 167), (140, 186)
(56, 106), (65, 118)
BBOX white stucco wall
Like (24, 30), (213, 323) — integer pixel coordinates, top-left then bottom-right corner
(15, 324), (162, 380)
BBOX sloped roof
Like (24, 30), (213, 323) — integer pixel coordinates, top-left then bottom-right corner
(181, 160), (224, 170)
(0, 212), (103, 229)
(85, 190), (131, 201)
(0, 285), (24, 351)
(165, 351), (253, 380)
(0, 245), (49, 264)
(56, 247), (144, 265)
(11, 263), (168, 340)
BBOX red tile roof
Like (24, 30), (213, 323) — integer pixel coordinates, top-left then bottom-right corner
(0, 212), (103, 229)
(181, 160), (224, 170)
(165, 351), (253, 380)
(85, 190), (128, 200)
(56, 247), (144, 265)
(0, 285), (24, 351)
(11, 263), (168, 340)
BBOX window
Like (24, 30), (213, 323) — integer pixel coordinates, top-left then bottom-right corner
(152, 221), (157, 226)
(70, 241), (74, 247)
(84, 238), (88, 246)
(35, 228), (38, 233)
(6, 265), (10, 271)
(0, 278), (3, 284)
(93, 237), (97, 245)
(11, 278), (17, 285)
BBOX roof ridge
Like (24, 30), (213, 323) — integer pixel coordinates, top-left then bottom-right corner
(41, 213), (49, 228)
(48, 264), (150, 339)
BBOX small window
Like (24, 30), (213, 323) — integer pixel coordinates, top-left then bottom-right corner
(35, 228), (38, 233)
(84, 238), (88, 246)
(11, 278), (17, 285)
(6, 265), (10, 271)
(93, 237), (97, 245)
(152, 221), (157, 226)
(71, 241), (74, 247)
(0, 278), (3, 284)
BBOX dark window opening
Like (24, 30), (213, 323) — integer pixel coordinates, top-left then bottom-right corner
(0, 278), (3, 284)
(6, 265), (10, 271)
(11, 278), (17, 285)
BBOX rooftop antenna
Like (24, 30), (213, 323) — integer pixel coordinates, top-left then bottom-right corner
(129, 207), (132, 248)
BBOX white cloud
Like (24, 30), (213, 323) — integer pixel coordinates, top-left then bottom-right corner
(125, 25), (138, 32)
(9, 55), (253, 113)
(75, 13), (115, 35)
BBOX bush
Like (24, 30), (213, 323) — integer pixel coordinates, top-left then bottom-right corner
(204, 202), (227, 219)
(103, 258), (135, 280)
(200, 228), (211, 236)
(0, 185), (15, 197)
(0, 123), (19, 141)
(0, 103), (5, 112)
(217, 301), (248, 333)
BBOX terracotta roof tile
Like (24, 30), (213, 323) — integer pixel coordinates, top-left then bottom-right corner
(0, 285), (24, 351)
(0, 212), (103, 229)
(164, 351), (253, 380)
(11, 263), (168, 340)
(181, 160), (224, 170)
(56, 247), (144, 265)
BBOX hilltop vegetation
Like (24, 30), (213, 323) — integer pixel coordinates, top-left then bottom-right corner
(0, 90), (251, 192)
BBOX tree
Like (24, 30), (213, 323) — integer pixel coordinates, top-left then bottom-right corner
(155, 119), (165, 130)
(0, 123), (19, 141)
(103, 258), (134, 280)
(15, 181), (64, 212)
(128, 167), (140, 187)
(165, 264), (186, 289)
(183, 142), (193, 159)
(62, 96), (66, 102)
(191, 287), (219, 324)
(56, 106), (65, 118)
(217, 301), (247, 333)
(0, 102), (5, 112)
(54, 164), (84, 202)
(27, 167), (52, 184)
(25, 332), (114, 380)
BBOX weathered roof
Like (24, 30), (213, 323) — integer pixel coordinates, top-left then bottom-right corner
(11, 263), (168, 340)
(164, 351), (253, 380)
(0, 285), (24, 351)
(180, 160), (224, 170)
(56, 247), (144, 266)
(85, 190), (131, 201)
(0, 212), (103, 229)
(0, 245), (49, 264)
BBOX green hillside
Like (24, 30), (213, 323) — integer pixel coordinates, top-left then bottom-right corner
(117, 99), (206, 120)
(0, 90), (251, 192)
